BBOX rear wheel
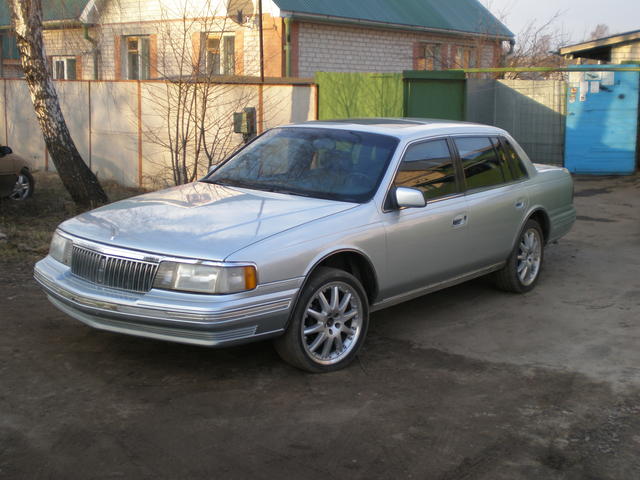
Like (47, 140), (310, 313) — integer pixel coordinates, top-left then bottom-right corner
(9, 170), (34, 201)
(495, 219), (544, 293)
(274, 267), (369, 373)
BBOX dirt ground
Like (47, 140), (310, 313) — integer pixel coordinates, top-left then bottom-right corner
(1, 174), (639, 479)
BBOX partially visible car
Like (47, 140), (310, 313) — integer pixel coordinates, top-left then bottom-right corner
(34, 119), (576, 372)
(0, 145), (34, 201)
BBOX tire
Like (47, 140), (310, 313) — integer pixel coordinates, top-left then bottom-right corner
(274, 267), (369, 373)
(9, 170), (34, 201)
(494, 219), (544, 294)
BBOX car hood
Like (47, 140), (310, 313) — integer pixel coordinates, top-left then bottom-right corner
(60, 182), (357, 261)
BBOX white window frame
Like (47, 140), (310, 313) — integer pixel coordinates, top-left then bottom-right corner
(205, 32), (236, 76)
(122, 35), (150, 80)
(52, 56), (77, 80)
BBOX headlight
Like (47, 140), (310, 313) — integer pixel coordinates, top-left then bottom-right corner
(49, 231), (73, 266)
(153, 261), (257, 294)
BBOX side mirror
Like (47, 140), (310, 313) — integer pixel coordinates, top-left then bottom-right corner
(208, 164), (217, 174)
(395, 187), (426, 209)
(0, 146), (12, 157)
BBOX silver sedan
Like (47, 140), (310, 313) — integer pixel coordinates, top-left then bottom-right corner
(34, 119), (576, 372)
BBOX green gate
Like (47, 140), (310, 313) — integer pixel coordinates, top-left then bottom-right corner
(316, 71), (466, 121)
(403, 71), (466, 120)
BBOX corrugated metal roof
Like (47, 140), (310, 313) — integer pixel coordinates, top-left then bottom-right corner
(1, 0), (89, 27)
(273, 0), (513, 38)
(559, 29), (640, 56)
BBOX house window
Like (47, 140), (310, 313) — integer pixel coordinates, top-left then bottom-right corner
(206, 33), (235, 75)
(454, 47), (477, 68)
(423, 44), (442, 70)
(52, 56), (77, 80)
(123, 36), (150, 80)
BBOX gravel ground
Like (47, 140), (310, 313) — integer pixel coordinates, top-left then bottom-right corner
(1, 174), (639, 479)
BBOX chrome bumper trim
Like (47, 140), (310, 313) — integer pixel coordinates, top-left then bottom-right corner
(34, 268), (291, 326)
(48, 296), (285, 347)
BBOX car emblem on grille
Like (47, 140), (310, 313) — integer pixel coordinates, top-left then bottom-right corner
(96, 256), (107, 284)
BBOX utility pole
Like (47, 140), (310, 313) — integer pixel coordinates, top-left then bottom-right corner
(258, 0), (264, 82)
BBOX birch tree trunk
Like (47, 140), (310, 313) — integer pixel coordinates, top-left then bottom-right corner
(9, 0), (108, 206)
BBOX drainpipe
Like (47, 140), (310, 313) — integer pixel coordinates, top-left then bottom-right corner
(500, 39), (516, 69)
(83, 24), (99, 80)
(284, 17), (292, 77)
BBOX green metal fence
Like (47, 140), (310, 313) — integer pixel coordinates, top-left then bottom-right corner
(316, 70), (466, 121)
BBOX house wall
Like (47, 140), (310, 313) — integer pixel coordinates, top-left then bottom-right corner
(296, 22), (501, 77)
(95, 0), (265, 80)
(42, 29), (94, 79)
(611, 42), (640, 64)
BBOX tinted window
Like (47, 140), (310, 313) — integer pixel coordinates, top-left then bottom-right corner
(501, 139), (529, 180)
(455, 137), (510, 190)
(394, 139), (458, 200)
(206, 127), (399, 203)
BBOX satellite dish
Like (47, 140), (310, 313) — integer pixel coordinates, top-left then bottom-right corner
(227, 0), (256, 25)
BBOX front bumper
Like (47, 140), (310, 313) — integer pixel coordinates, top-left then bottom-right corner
(34, 256), (301, 347)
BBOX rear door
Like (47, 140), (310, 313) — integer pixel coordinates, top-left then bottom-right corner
(382, 137), (471, 298)
(453, 136), (530, 269)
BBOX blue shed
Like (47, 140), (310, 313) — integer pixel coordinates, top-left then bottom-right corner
(564, 65), (639, 175)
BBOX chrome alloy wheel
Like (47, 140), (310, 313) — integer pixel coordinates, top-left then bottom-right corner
(10, 174), (32, 200)
(517, 228), (542, 286)
(301, 281), (363, 365)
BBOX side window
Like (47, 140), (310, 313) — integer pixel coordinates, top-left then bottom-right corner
(455, 137), (510, 190)
(123, 36), (150, 80)
(52, 56), (77, 80)
(394, 139), (458, 200)
(501, 138), (529, 180)
(205, 33), (236, 75)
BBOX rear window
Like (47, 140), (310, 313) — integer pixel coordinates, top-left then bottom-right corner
(500, 138), (529, 180)
(454, 137), (510, 190)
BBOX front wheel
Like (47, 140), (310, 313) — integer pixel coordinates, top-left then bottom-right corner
(494, 219), (544, 293)
(274, 267), (369, 373)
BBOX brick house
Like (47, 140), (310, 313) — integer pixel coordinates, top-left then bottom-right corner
(1, 0), (513, 80)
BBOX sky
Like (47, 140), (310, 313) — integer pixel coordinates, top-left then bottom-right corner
(482, 0), (639, 44)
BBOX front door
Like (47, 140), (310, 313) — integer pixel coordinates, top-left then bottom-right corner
(382, 138), (471, 299)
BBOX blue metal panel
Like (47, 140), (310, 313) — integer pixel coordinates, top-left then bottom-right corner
(565, 65), (639, 175)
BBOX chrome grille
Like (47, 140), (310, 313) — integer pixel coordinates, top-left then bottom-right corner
(71, 246), (159, 293)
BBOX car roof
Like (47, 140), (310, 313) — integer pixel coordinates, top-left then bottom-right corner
(286, 118), (508, 141)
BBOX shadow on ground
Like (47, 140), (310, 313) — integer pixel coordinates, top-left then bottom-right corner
(1, 174), (639, 479)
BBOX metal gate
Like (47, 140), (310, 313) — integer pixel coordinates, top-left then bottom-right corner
(316, 71), (466, 121)
(565, 65), (639, 175)
(403, 71), (466, 120)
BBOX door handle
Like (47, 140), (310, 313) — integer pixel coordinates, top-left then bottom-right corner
(452, 214), (468, 227)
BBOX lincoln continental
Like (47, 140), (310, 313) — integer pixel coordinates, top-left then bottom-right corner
(34, 119), (576, 372)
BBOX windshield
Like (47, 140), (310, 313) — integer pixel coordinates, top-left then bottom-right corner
(204, 127), (399, 203)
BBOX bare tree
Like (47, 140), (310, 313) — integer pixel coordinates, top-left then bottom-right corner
(589, 24), (610, 40)
(503, 12), (570, 79)
(138, 0), (263, 186)
(9, 0), (108, 206)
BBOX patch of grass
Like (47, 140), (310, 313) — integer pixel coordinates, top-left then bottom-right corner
(0, 172), (145, 265)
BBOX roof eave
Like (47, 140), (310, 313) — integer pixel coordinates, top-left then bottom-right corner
(0, 19), (88, 30)
(281, 10), (513, 41)
(560, 30), (640, 56)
